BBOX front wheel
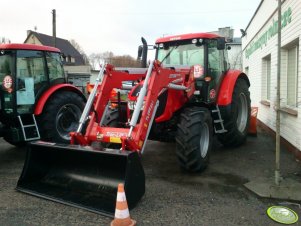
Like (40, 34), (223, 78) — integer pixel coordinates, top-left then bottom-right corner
(175, 107), (213, 172)
(38, 91), (85, 144)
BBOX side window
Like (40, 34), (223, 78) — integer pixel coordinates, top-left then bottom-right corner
(0, 50), (14, 87)
(16, 50), (46, 110)
(46, 52), (65, 82)
(208, 40), (223, 78)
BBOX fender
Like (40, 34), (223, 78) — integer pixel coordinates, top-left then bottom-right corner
(217, 70), (250, 106)
(34, 84), (86, 115)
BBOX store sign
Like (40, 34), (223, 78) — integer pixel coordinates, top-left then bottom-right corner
(245, 7), (292, 59)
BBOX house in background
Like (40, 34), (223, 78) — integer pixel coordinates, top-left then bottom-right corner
(242, 0), (301, 155)
(24, 30), (91, 94)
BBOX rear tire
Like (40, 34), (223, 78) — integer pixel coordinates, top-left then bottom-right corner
(218, 78), (251, 147)
(38, 91), (85, 144)
(175, 107), (213, 172)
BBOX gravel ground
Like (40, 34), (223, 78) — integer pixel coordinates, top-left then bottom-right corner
(1, 127), (301, 226)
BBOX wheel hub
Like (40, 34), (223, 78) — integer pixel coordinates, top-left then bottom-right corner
(200, 123), (210, 158)
(236, 93), (248, 133)
(56, 104), (81, 140)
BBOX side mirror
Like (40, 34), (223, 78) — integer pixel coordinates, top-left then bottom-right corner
(217, 37), (226, 50)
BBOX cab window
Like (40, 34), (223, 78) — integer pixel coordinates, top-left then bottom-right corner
(208, 40), (224, 78)
(46, 52), (65, 82)
(16, 50), (47, 112)
(157, 42), (204, 67)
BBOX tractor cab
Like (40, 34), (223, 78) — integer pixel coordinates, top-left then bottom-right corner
(154, 33), (229, 103)
(0, 44), (65, 117)
(0, 44), (85, 145)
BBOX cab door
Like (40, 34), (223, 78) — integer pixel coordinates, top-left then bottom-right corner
(16, 50), (48, 114)
(206, 40), (226, 102)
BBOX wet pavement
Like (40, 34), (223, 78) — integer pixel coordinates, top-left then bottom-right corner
(1, 127), (301, 225)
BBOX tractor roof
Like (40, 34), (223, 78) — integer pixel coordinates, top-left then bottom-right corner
(156, 33), (221, 43)
(0, 43), (60, 53)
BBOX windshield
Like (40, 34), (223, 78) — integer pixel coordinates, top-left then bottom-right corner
(156, 42), (204, 67)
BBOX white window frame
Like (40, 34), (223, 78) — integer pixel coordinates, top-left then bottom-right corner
(286, 45), (298, 107)
(262, 55), (271, 101)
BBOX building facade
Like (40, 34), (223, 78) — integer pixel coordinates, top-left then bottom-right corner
(242, 0), (301, 153)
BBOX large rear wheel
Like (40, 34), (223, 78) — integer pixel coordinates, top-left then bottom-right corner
(175, 107), (213, 172)
(38, 91), (85, 144)
(218, 78), (251, 147)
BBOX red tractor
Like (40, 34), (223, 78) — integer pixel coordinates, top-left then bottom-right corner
(17, 33), (250, 216)
(0, 44), (85, 146)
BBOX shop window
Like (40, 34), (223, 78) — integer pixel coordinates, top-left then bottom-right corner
(262, 55), (271, 101)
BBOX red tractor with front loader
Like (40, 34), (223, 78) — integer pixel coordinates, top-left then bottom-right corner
(0, 44), (85, 146)
(17, 33), (250, 216)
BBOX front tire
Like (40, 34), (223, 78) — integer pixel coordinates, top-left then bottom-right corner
(175, 107), (213, 172)
(38, 91), (85, 144)
(218, 78), (251, 147)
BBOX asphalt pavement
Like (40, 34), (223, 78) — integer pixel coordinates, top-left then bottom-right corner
(1, 127), (301, 226)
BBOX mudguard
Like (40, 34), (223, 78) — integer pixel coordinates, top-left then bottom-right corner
(217, 70), (250, 106)
(34, 84), (86, 115)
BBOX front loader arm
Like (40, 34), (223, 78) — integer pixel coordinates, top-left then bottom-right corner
(124, 61), (191, 152)
(71, 64), (144, 145)
(72, 61), (190, 153)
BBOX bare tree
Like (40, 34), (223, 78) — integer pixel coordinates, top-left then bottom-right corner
(1, 37), (11, 44)
(89, 51), (140, 69)
(69, 39), (90, 65)
(89, 53), (103, 70)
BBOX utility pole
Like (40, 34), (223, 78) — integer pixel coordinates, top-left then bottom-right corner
(52, 9), (56, 47)
(275, 0), (282, 185)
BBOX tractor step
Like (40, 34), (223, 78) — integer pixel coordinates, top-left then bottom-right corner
(211, 105), (227, 134)
(17, 114), (40, 141)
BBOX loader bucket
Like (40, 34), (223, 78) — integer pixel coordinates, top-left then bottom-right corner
(16, 141), (145, 217)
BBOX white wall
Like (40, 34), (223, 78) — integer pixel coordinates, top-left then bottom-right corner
(242, 0), (301, 151)
(24, 34), (43, 45)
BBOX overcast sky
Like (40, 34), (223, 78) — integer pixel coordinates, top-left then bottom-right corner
(1, 0), (261, 58)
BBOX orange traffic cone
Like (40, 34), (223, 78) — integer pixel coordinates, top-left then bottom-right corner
(111, 183), (136, 226)
(248, 107), (258, 136)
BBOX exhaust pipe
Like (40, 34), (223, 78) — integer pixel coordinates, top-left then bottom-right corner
(137, 37), (148, 68)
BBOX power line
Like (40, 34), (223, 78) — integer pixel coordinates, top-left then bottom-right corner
(100, 9), (254, 16)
